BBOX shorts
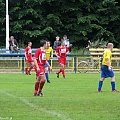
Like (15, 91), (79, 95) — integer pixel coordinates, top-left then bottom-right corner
(58, 57), (66, 65)
(101, 65), (114, 78)
(35, 66), (45, 77)
(44, 60), (50, 68)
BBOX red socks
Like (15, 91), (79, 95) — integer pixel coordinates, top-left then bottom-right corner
(57, 68), (62, 74)
(61, 69), (64, 75)
(39, 80), (45, 93)
(34, 81), (39, 94)
(28, 66), (33, 73)
(61, 69), (65, 77)
(34, 79), (45, 95)
(25, 68), (28, 74)
(57, 68), (65, 77)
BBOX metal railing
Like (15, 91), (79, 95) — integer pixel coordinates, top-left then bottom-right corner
(0, 52), (120, 73)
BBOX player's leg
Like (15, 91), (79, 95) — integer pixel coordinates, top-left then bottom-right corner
(60, 64), (65, 78)
(98, 77), (105, 92)
(45, 66), (50, 83)
(56, 58), (64, 78)
(34, 77), (40, 96)
(37, 75), (46, 96)
(56, 64), (63, 78)
(61, 59), (66, 78)
(34, 67), (40, 96)
(98, 65), (106, 92)
(25, 61), (29, 75)
(27, 61), (34, 75)
(111, 76), (116, 92)
(110, 70), (119, 92)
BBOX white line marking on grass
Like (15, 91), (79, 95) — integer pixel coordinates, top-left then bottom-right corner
(0, 91), (72, 120)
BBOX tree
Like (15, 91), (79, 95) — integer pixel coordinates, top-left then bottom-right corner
(0, 0), (120, 48)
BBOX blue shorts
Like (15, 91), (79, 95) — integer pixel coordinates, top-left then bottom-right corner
(101, 65), (114, 78)
(44, 60), (50, 68)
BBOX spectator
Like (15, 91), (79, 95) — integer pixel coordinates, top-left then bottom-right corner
(63, 35), (70, 47)
(53, 36), (61, 50)
(9, 36), (19, 53)
(63, 35), (72, 52)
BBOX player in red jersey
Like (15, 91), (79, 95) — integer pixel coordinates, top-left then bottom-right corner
(25, 42), (34, 75)
(34, 40), (52, 96)
(55, 40), (69, 78)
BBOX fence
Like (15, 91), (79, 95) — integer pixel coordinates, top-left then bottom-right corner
(0, 52), (120, 74)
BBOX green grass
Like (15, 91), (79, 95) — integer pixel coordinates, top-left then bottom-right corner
(0, 73), (120, 120)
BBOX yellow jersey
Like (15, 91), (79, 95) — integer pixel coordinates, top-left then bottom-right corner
(102, 49), (112, 66)
(45, 47), (53, 60)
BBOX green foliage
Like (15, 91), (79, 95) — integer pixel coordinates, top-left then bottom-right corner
(90, 38), (108, 48)
(0, 0), (120, 47)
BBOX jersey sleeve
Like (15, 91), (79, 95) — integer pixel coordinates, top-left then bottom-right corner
(50, 47), (53, 56)
(55, 47), (60, 56)
(56, 46), (59, 53)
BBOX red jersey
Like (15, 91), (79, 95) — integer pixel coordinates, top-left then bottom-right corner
(34, 48), (46, 66)
(25, 47), (32, 60)
(56, 46), (69, 58)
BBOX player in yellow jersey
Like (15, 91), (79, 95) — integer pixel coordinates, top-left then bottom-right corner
(44, 41), (53, 83)
(98, 43), (119, 92)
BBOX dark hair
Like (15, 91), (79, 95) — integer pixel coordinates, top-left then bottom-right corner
(47, 40), (50, 43)
(40, 39), (47, 47)
(61, 39), (64, 43)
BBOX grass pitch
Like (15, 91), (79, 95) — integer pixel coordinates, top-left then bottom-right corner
(0, 73), (120, 120)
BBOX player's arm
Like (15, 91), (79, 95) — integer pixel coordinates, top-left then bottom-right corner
(55, 47), (60, 58)
(50, 48), (53, 58)
(34, 58), (40, 71)
(25, 52), (27, 60)
(28, 49), (32, 58)
(25, 49), (28, 60)
(106, 58), (111, 66)
(106, 52), (112, 70)
(30, 52), (33, 59)
(45, 61), (52, 71)
(66, 47), (69, 54)
(34, 49), (40, 71)
(106, 58), (112, 70)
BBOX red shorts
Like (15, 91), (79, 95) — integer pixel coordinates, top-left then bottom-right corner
(35, 66), (45, 77)
(58, 57), (66, 65)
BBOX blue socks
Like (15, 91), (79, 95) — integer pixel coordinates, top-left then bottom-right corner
(98, 81), (116, 91)
(45, 72), (49, 81)
(98, 80), (103, 91)
(111, 81), (115, 90)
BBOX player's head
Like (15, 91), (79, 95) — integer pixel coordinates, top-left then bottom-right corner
(47, 41), (50, 48)
(107, 43), (113, 51)
(28, 42), (32, 47)
(40, 39), (47, 49)
(56, 36), (60, 41)
(10, 36), (14, 40)
(63, 35), (67, 39)
(61, 39), (65, 46)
